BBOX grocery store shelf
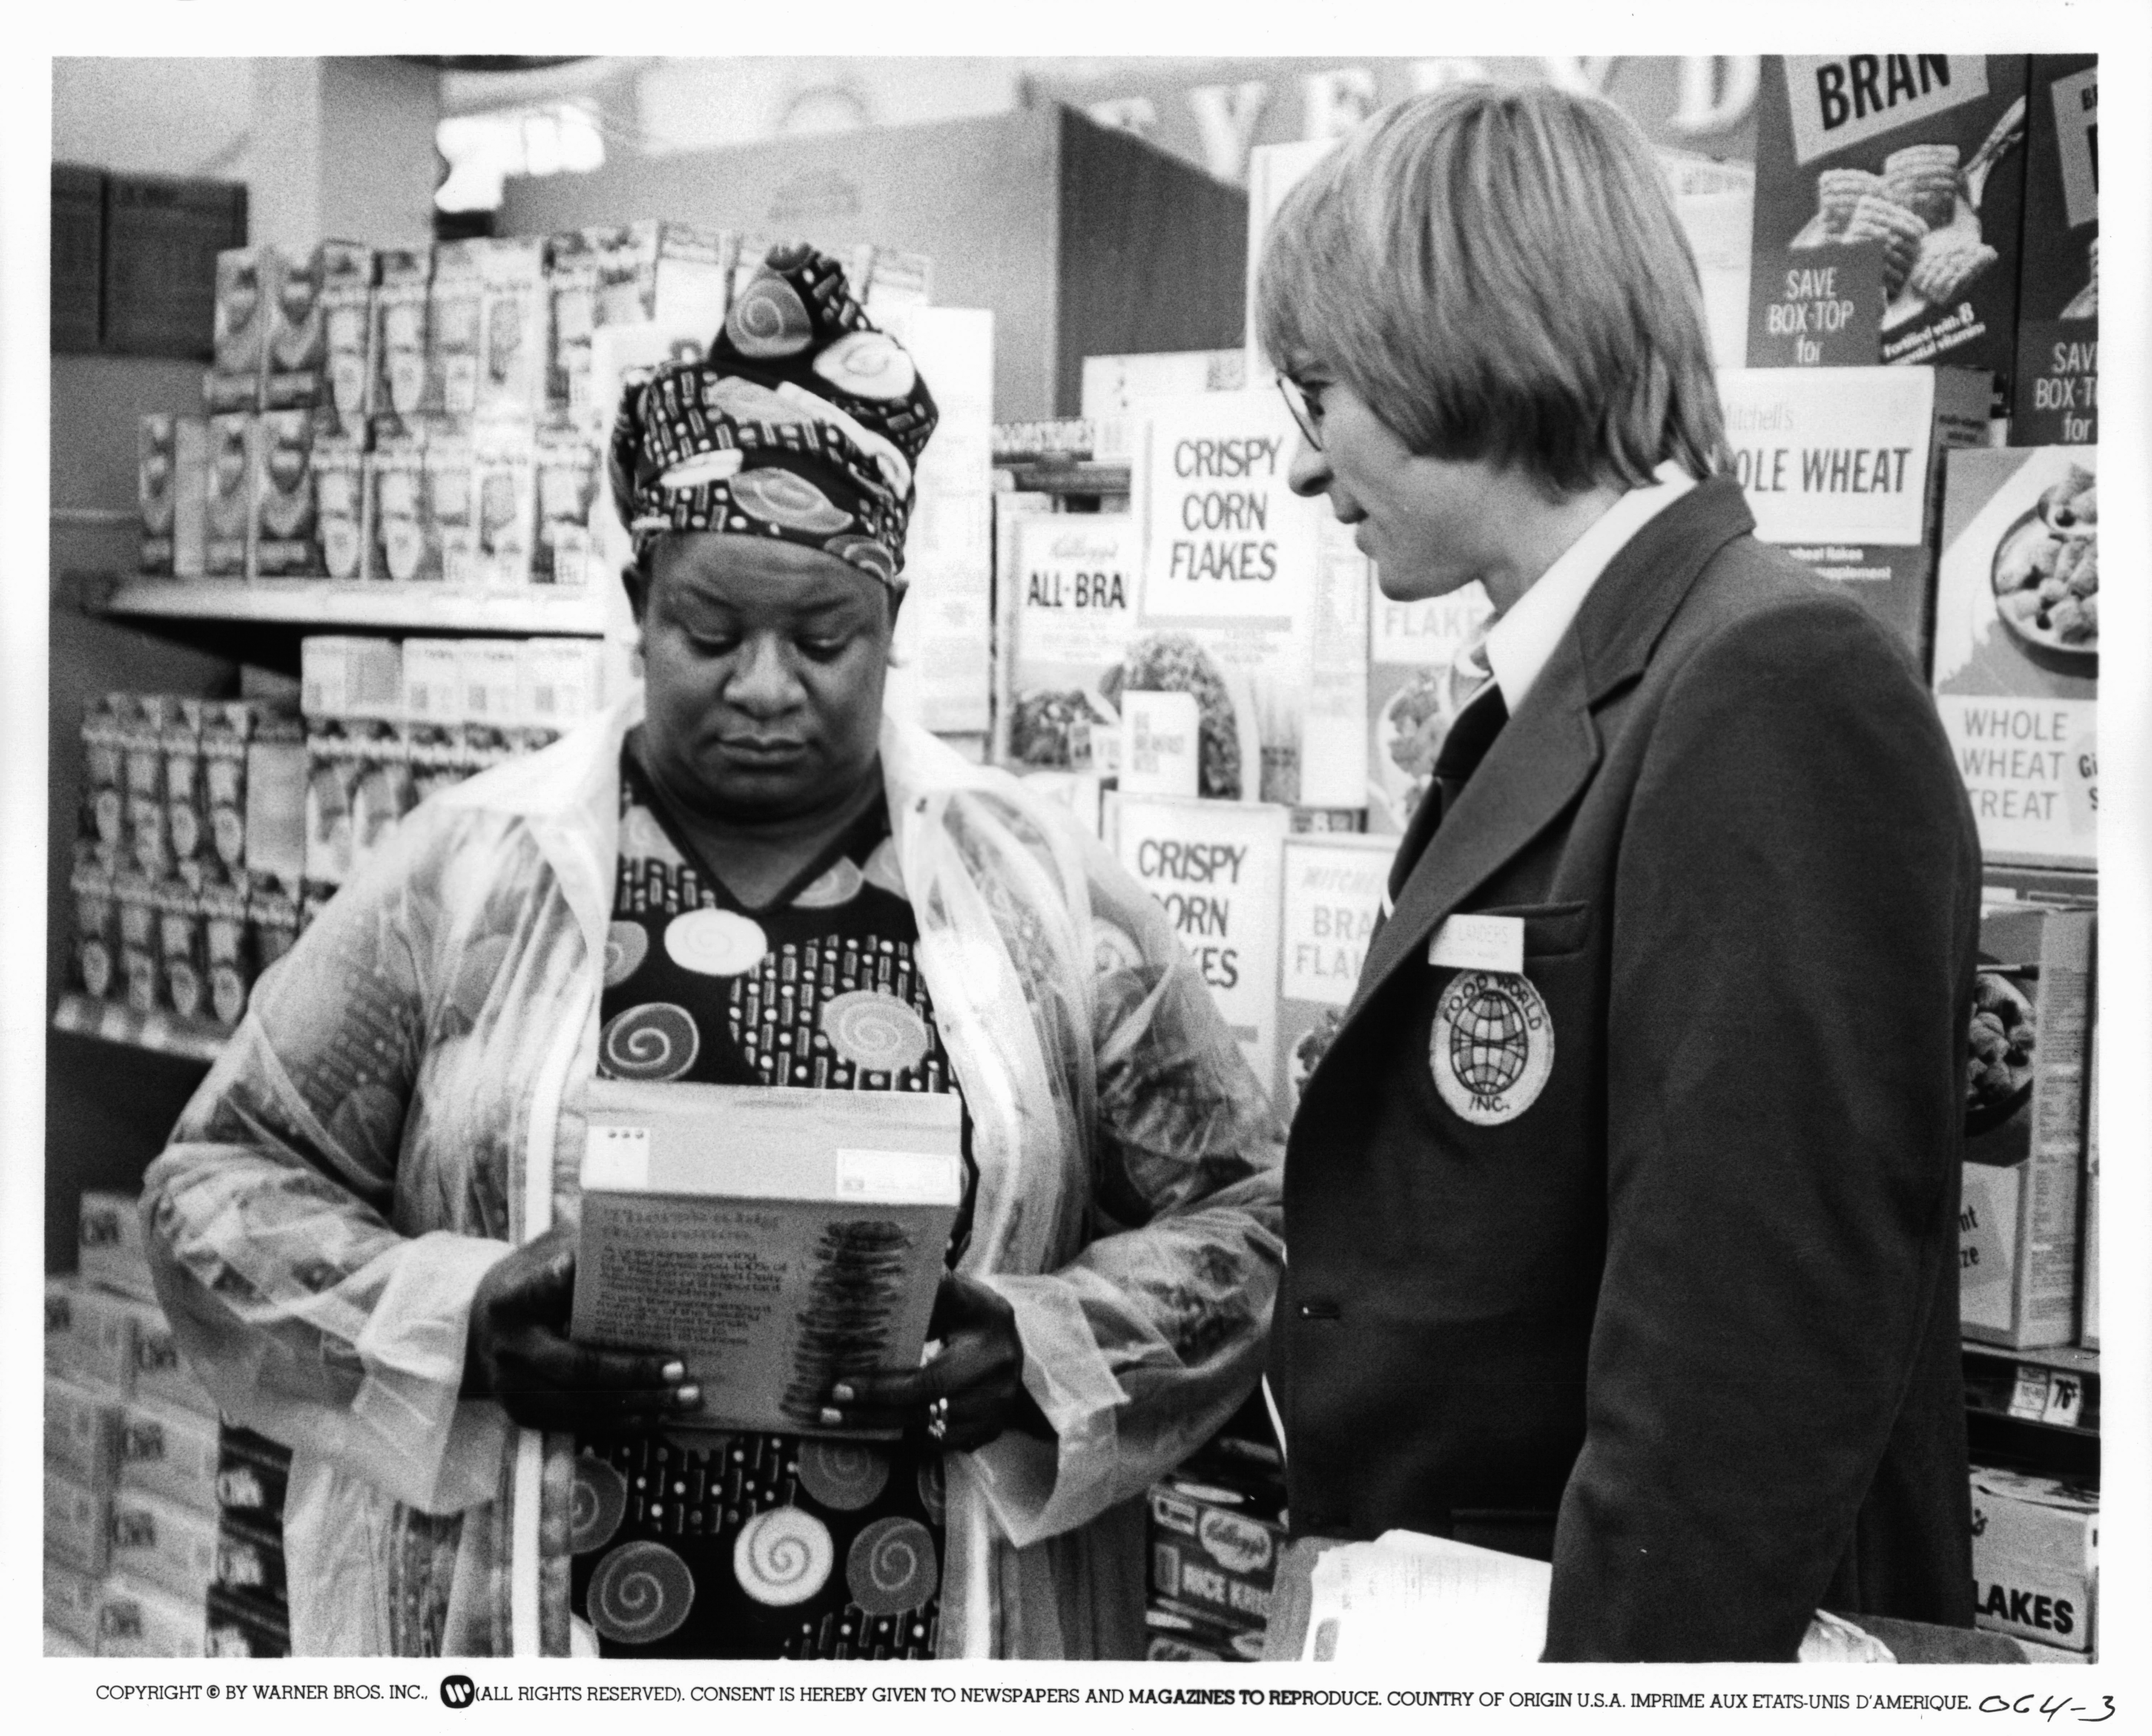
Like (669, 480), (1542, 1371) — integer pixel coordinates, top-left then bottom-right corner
(1963, 1340), (2099, 1438)
(52, 993), (227, 1065)
(97, 577), (613, 637)
(998, 461), (1132, 498)
(1963, 1341), (2098, 1378)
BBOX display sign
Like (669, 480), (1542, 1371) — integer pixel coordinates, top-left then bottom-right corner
(2012, 57), (2099, 447)
(1112, 794), (1287, 1088)
(1931, 446), (2097, 870)
(1717, 365), (1988, 660)
(1748, 55), (2030, 409)
(1276, 833), (1391, 1113)
(1133, 389), (1363, 806)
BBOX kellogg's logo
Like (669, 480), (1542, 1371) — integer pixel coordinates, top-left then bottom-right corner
(1198, 1507), (1274, 1576)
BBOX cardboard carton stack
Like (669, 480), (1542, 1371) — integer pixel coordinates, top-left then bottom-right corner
(1144, 1392), (1288, 1662)
(70, 638), (625, 1012)
(46, 1191), (292, 1657)
(143, 227), (934, 605)
(1969, 1468), (2096, 1657)
(297, 633), (626, 924)
(70, 692), (302, 1037)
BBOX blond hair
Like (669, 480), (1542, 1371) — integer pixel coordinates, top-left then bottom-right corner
(1256, 83), (1729, 498)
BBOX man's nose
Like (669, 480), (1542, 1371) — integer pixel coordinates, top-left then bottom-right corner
(1286, 430), (1330, 498)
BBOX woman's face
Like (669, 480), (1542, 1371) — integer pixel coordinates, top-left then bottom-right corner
(1283, 368), (1514, 603)
(634, 533), (898, 823)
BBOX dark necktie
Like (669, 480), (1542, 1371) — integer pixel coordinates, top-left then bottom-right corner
(1430, 685), (1511, 816)
(1386, 682), (1510, 909)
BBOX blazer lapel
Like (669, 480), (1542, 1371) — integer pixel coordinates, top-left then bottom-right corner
(1339, 476), (1758, 1030)
(1346, 639), (1599, 1022)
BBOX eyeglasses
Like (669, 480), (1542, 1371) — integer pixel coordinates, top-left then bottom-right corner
(1275, 372), (1323, 451)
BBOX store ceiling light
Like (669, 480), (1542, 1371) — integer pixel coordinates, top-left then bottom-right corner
(436, 103), (607, 212)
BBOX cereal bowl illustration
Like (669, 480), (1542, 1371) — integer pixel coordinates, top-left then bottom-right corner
(1789, 98), (2025, 329)
(1991, 464), (2096, 656)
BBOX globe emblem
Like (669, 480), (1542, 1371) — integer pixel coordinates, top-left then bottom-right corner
(1447, 981), (1532, 1099)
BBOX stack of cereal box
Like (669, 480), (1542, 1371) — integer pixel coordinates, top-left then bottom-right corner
(1969, 1468), (2097, 1660)
(1144, 1392), (1289, 1662)
(70, 639), (621, 1013)
(296, 633), (624, 925)
(141, 226), (758, 600)
(70, 690), (303, 1038)
(46, 1191), (292, 1657)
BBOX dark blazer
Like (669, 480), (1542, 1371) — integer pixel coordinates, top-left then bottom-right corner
(1273, 477), (1982, 1661)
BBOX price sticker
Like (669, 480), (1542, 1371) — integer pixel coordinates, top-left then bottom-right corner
(2041, 1372), (2085, 1429)
(2006, 1365), (2053, 1421)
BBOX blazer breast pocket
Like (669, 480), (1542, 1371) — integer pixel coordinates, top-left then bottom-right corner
(1473, 899), (1593, 959)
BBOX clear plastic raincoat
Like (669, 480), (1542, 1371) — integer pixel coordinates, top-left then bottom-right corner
(142, 694), (1285, 1657)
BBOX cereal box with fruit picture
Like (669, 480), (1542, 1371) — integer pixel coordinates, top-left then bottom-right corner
(1932, 447), (2096, 869)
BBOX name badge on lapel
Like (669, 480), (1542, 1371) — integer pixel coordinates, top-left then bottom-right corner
(1428, 917), (1552, 1125)
(1428, 914), (1524, 975)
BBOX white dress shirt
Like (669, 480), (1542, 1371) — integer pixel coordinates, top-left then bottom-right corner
(1481, 463), (1699, 715)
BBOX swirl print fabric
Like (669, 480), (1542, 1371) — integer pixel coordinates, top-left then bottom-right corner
(571, 742), (966, 1657)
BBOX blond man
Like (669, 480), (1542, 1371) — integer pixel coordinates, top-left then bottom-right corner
(1260, 83), (1981, 1661)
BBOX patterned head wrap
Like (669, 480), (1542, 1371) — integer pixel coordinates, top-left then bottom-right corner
(607, 241), (938, 590)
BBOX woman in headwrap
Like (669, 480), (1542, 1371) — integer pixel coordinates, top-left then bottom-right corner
(141, 244), (1283, 1660)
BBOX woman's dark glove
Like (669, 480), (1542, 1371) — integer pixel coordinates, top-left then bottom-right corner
(818, 1273), (1052, 1453)
(461, 1222), (703, 1433)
